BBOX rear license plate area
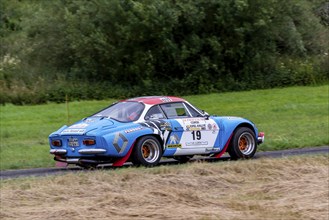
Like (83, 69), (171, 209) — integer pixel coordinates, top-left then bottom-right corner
(68, 138), (79, 147)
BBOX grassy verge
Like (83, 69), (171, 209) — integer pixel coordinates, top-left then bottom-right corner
(186, 85), (329, 150)
(1, 155), (328, 219)
(0, 85), (328, 170)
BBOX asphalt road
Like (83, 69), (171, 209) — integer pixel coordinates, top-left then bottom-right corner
(1, 146), (328, 180)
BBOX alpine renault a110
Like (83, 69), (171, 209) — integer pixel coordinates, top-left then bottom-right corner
(49, 96), (264, 168)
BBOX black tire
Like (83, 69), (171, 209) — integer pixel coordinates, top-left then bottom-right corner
(132, 136), (162, 167)
(173, 155), (193, 163)
(228, 127), (257, 160)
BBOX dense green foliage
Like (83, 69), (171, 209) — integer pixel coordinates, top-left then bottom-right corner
(0, 0), (328, 104)
(0, 85), (328, 170)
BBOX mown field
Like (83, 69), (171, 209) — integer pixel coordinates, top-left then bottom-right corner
(1, 155), (328, 220)
(0, 85), (328, 170)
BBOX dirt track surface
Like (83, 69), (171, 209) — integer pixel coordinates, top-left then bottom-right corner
(1, 146), (328, 180)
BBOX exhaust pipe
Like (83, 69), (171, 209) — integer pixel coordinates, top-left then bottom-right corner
(78, 159), (99, 164)
(54, 157), (96, 164)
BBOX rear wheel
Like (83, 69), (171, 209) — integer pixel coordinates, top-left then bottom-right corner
(228, 127), (257, 160)
(132, 136), (162, 167)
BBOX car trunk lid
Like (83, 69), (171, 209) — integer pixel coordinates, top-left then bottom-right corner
(60, 117), (116, 135)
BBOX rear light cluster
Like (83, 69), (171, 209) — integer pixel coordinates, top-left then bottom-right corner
(83, 139), (96, 146)
(52, 139), (96, 146)
(51, 140), (62, 147)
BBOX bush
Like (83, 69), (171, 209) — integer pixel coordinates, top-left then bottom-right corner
(0, 0), (328, 105)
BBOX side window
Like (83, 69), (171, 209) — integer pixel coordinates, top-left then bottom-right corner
(185, 103), (202, 117)
(145, 105), (165, 120)
(160, 102), (190, 118)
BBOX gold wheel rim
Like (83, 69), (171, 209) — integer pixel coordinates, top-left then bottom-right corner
(239, 137), (247, 151)
(142, 145), (150, 158)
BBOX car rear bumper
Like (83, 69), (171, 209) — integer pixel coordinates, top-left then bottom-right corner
(50, 148), (107, 155)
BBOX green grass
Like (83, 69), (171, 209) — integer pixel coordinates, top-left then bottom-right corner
(0, 85), (328, 170)
(186, 85), (329, 151)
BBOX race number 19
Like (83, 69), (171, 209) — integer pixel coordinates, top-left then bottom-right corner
(191, 131), (201, 140)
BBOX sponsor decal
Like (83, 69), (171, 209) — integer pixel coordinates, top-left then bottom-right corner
(167, 144), (182, 148)
(212, 124), (219, 133)
(183, 119), (206, 131)
(160, 97), (172, 102)
(169, 134), (179, 144)
(186, 141), (208, 146)
(160, 122), (172, 131)
(112, 133), (128, 154)
(205, 147), (220, 152)
(124, 127), (144, 133)
(69, 123), (89, 129)
(186, 124), (206, 131)
(190, 120), (199, 124)
(182, 118), (205, 123)
(61, 129), (86, 135)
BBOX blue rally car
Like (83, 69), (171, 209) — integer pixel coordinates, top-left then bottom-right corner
(49, 96), (264, 168)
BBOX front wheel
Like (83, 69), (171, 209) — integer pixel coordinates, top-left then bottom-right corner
(228, 127), (257, 160)
(132, 136), (162, 167)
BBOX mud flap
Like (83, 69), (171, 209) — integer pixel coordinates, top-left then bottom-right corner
(213, 133), (233, 158)
(55, 155), (68, 167)
(55, 161), (68, 167)
(112, 141), (135, 167)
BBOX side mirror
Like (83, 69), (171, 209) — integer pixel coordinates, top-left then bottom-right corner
(202, 110), (210, 120)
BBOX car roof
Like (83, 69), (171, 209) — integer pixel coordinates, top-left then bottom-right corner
(123, 96), (186, 105)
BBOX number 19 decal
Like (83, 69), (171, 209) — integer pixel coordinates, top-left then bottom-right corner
(191, 131), (201, 140)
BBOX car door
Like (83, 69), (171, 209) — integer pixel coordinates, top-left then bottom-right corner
(160, 102), (220, 155)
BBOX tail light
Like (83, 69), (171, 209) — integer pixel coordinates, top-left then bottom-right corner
(51, 140), (62, 147)
(83, 139), (96, 146)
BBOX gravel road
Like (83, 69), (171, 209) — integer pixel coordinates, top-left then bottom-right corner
(1, 146), (328, 180)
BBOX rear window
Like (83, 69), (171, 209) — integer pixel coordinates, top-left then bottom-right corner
(93, 101), (144, 122)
